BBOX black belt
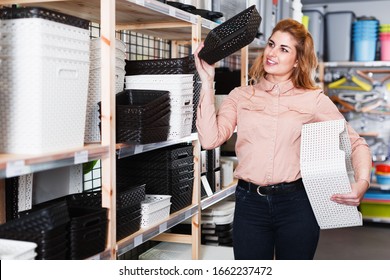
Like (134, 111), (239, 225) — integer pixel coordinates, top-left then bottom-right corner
(238, 178), (304, 196)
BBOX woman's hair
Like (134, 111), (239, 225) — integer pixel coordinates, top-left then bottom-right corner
(249, 18), (320, 90)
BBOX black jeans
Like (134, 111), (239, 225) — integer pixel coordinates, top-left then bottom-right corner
(233, 183), (320, 260)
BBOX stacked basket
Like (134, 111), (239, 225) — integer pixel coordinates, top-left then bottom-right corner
(84, 38), (127, 143)
(352, 18), (379, 61)
(125, 74), (194, 140)
(125, 56), (200, 134)
(117, 144), (194, 213)
(64, 185), (146, 241)
(380, 24), (390, 61)
(109, 89), (171, 144)
(0, 6), (90, 154)
(0, 201), (70, 259)
(140, 195), (172, 228)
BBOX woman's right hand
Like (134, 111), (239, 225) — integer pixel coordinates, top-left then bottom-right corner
(194, 42), (216, 90)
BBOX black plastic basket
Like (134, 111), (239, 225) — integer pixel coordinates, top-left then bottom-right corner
(198, 5), (261, 64)
(130, 143), (193, 162)
(116, 184), (146, 210)
(116, 125), (170, 144)
(189, 9), (223, 21)
(0, 6), (90, 29)
(69, 220), (107, 260)
(5, 177), (19, 221)
(116, 106), (171, 128)
(9, 201), (70, 232)
(68, 206), (108, 230)
(117, 155), (194, 172)
(115, 89), (170, 114)
(125, 56), (196, 75)
(117, 214), (141, 241)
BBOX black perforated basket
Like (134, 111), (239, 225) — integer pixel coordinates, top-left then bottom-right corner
(198, 5), (261, 64)
(0, 6), (90, 29)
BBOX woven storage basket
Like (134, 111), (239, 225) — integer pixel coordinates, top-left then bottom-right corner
(198, 5), (261, 64)
(125, 55), (200, 133)
(0, 6), (90, 29)
(0, 10), (90, 154)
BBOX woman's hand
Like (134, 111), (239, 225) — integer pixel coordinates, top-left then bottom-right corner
(330, 179), (369, 206)
(194, 42), (215, 89)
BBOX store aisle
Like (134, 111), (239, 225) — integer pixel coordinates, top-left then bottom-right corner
(314, 222), (390, 260)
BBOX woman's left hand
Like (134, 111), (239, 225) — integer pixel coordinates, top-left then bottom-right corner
(330, 180), (369, 206)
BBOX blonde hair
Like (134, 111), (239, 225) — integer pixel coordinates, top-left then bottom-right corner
(249, 18), (320, 90)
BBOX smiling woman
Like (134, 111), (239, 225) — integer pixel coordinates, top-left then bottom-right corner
(193, 18), (372, 260)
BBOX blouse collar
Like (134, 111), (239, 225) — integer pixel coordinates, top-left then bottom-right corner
(256, 76), (295, 95)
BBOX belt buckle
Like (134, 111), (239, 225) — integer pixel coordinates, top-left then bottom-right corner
(256, 185), (267, 196)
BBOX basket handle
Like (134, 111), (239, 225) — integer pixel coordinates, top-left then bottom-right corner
(57, 67), (78, 79)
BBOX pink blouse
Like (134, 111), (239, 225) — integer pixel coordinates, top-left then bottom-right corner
(196, 77), (372, 186)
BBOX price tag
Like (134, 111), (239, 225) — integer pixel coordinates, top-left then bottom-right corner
(159, 222), (167, 233)
(134, 145), (143, 154)
(74, 150), (88, 164)
(185, 210), (191, 220)
(6, 160), (30, 177)
(134, 234), (143, 247)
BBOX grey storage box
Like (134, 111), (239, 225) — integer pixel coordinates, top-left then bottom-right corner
(303, 9), (324, 61)
(325, 11), (356, 61)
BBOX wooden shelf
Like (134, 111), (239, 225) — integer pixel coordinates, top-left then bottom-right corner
(116, 203), (199, 256)
(0, 0), (216, 41)
(0, 144), (109, 178)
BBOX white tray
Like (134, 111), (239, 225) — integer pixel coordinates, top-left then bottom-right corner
(300, 119), (362, 229)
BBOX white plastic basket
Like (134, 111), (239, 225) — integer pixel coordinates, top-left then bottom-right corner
(90, 37), (126, 53)
(0, 56), (89, 154)
(0, 239), (37, 260)
(0, 17), (90, 154)
(168, 111), (193, 140)
(141, 195), (172, 213)
(140, 203), (171, 228)
(84, 67), (125, 143)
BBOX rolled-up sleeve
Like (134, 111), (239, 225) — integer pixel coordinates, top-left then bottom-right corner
(196, 87), (238, 149)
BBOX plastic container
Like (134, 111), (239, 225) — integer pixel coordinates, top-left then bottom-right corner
(353, 38), (377, 61)
(198, 5), (261, 64)
(376, 174), (390, 185)
(303, 9), (324, 60)
(380, 33), (390, 61)
(0, 239), (37, 260)
(0, 16), (90, 154)
(325, 11), (356, 61)
(141, 195), (172, 213)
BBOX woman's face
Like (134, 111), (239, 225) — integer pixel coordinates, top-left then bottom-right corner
(263, 30), (298, 83)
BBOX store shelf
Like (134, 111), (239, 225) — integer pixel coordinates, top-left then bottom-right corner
(2, 0), (216, 41)
(0, 144), (109, 179)
(323, 61), (390, 68)
(201, 180), (237, 210)
(116, 133), (198, 159)
(116, 203), (198, 256)
(370, 182), (390, 191)
(363, 217), (390, 224)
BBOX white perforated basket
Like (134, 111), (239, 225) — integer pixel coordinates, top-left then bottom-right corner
(168, 111), (193, 140)
(0, 239), (37, 260)
(0, 17), (90, 154)
(141, 195), (171, 213)
(141, 204), (171, 228)
(300, 119), (362, 229)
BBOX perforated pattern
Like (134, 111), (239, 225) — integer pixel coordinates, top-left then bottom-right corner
(198, 5), (261, 64)
(300, 119), (362, 229)
(18, 174), (33, 212)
